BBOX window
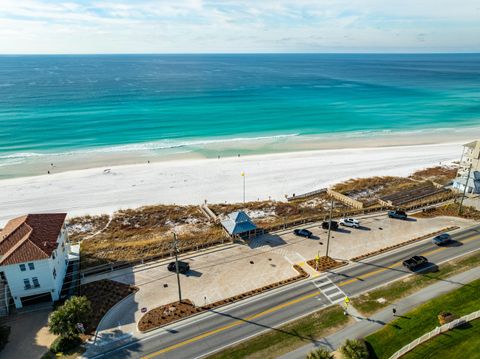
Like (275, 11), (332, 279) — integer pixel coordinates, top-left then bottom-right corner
(19, 264), (26, 271)
(23, 278), (31, 290)
(28, 262), (35, 270)
(32, 277), (40, 288)
(53, 268), (57, 279)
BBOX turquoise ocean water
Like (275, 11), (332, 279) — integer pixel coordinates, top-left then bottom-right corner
(0, 53), (480, 177)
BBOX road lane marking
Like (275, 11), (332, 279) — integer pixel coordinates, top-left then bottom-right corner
(338, 234), (480, 287)
(141, 290), (320, 358)
(142, 233), (480, 358)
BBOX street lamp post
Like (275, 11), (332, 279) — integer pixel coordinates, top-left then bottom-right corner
(325, 196), (334, 258)
(241, 171), (245, 203)
(172, 232), (182, 303)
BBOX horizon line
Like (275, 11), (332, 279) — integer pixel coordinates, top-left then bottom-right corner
(1, 51), (480, 56)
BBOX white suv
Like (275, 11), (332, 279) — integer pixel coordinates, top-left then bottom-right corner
(339, 218), (360, 228)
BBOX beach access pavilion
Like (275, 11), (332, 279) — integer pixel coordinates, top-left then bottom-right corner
(220, 211), (257, 240)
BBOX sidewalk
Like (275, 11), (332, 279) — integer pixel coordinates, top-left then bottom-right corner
(279, 266), (480, 359)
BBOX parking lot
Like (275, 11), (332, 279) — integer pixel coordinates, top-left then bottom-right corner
(88, 213), (475, 340)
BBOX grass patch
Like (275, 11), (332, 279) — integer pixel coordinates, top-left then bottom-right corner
(353, 251), (480, 315)
(365, 278), (480, 359)
(207, 306), (349, 359)
(401, 318), (480, 359)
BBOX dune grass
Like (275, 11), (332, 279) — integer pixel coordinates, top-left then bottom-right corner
(365, 278), (480, 359)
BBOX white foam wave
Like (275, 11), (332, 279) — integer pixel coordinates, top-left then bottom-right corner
(0, 133), (300, 162)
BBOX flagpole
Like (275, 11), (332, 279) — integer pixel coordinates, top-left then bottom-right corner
(242, 171), (245, 203)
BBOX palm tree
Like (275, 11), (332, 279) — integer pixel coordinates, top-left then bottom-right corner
(306, 347), (334, 359)
(340, 339), (370, 359)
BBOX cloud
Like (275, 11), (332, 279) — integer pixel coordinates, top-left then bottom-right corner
(0, 0), (478, 53)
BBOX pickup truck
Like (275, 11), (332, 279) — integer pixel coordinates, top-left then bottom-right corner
(402, 256), (428, 270)
(388, 210), (408, 220)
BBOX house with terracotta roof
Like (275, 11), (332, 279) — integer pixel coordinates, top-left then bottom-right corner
(0, 213), (70, 310)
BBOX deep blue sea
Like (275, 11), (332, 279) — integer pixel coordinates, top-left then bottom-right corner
(1, 53), (480, 173)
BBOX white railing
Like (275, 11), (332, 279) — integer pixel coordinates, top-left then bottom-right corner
(389, 309), (480, 359)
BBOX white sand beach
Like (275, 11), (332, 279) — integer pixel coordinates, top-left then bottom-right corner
(0, 142), (463, 227)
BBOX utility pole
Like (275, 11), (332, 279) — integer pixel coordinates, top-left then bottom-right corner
(172, 232), (182, 303)
(326, 196), (334, 258)
(459, 164), (473, 215)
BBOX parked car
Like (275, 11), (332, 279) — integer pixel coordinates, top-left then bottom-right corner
(321, 220), (339, 230)
(293, 228), (313, 238)
(388, 210), (408, 220)
(432, 233), (452, 245)
(167, 261), (190, 274)
(402, 256), (428, 270)
(339, 218), (360, 228)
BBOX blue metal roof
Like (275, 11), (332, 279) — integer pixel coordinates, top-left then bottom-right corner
(221, 211), (257, 235)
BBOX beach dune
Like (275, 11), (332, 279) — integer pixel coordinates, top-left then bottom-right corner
(0, 143), (461, 227)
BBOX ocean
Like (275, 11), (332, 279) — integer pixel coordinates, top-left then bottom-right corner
(1, 53), (480, 178)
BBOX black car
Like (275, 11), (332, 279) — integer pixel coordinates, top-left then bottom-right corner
(321, 221), (339, 230)
(167, 261), (190, 274)
(293, 229), (313, 238)
(388, 210), (408, 220)
(402, 256), (427, 270)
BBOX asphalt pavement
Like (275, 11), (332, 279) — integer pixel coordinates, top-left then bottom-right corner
(86, 223), (480, 359)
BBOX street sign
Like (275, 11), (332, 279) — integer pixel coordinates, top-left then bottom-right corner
(344, 297), (350, 304)
(76, 322), (85, 333)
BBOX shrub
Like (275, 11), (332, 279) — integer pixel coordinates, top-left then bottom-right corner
(306, 347), (334, 359)
(48, 296), (91, 339)
(340, 339), (370, 359)
(49, 336), (82, 353)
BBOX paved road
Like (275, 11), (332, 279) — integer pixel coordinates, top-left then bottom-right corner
(87, 224), (480, 359)
(280, 266), (480, 359)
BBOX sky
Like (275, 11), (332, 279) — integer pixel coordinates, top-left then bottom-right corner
(0, 0), (479, 54)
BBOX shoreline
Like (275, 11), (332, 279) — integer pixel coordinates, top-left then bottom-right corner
(0, 141), (466, 227)
(1, 125), (478, 180)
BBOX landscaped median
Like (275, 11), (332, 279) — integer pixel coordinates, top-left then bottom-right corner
(364, 278), (480, 359)
(306, 256), (347, 272)
(138, 264), (309, 332)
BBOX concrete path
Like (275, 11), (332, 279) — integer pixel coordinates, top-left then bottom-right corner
(0, 306), (56, 359)
(279, 266), (480, 359)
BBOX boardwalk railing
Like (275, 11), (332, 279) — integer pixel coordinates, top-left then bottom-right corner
(389, 309), (480, 359)
(287, 188), (327, 201)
